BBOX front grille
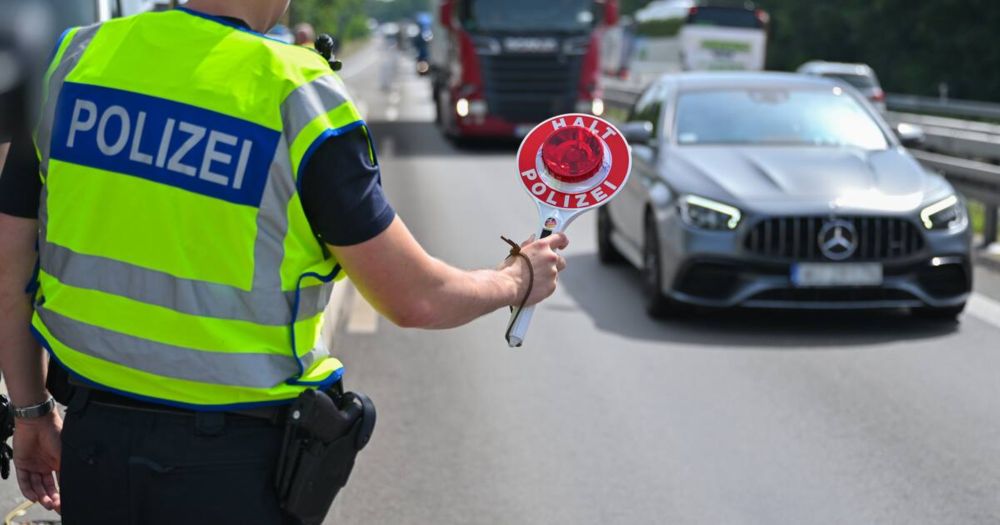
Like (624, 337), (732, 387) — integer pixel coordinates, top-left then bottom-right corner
(479, 53), (581, 123)
(744, 216), (925, 261)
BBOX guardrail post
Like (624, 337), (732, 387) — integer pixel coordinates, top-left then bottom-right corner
(984, 205), (998, 249)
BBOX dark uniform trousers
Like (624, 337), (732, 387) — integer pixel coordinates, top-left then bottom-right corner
(60, 390), (300, 525)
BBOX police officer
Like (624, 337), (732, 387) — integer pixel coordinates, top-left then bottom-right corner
(294, 22), (317, 49)
(0, 0), (568, 523)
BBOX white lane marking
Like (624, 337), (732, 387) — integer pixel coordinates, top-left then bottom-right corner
(966, 292), (1000, 330)
(381, 136), (396, 159)
(346, 285), (379, 334)
(341, 45), (381, 80)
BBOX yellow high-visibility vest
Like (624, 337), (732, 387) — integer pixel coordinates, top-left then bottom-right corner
(31, 8), (364, 409)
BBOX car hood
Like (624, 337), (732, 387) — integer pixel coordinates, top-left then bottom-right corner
(662, 146), (953, 214)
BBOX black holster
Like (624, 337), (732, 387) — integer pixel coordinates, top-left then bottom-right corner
(276, 388), (376, 525)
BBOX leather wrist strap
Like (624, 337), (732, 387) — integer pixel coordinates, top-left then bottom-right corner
(13, 396), (54, 419)
(501, 236), (534, 343)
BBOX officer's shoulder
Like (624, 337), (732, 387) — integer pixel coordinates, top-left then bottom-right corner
(258, 38), (333, 79)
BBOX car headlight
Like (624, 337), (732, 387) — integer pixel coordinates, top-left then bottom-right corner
(679, 195), (742, 230)
(920, 195), (968, 231)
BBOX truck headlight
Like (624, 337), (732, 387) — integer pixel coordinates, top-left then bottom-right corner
(679, 195), (742, 230)
(920, 195), (968, 231)
(575, 99), (605, 116)
(456, 98), (470, 117)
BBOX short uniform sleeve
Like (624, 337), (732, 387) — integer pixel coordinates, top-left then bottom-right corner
(0, 124), (43, 219)
(298, 126), (395, 246)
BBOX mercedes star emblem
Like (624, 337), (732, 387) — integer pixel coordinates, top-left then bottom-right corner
(818, 219), (858, 261)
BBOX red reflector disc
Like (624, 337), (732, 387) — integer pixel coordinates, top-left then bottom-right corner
(541, 126), (604, 183)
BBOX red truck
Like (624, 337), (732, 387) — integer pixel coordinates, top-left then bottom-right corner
(431, 0), (618, 142)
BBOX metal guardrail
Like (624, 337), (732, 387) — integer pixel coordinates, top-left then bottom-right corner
(886, 94), (1000, 121)
(910, 151), (1000, 205)
(603, 85), (1000, 247)
(886, 112), (1000, 162)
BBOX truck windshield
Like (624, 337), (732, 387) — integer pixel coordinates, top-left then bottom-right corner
(686, 7), (764, 29)
(460, 0), (599, 33)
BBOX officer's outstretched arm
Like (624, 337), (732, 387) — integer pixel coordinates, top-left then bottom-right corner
(327, 216), (568, 329)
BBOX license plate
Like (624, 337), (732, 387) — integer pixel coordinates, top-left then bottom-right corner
(791, 263), (883, 287)
(514, 125), (535, 137)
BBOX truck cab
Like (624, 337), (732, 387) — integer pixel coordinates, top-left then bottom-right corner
(432, 0), (618, 141)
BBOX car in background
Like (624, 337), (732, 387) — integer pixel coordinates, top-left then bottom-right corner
(599, 72), (971, 319)
(798, 61), (886, 112)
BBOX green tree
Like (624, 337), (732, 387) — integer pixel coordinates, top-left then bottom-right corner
(289, 0), (370, 40)
(619, 0), (649, 16)
(363, 0), (432, 22)
(763, 0), (1000, 101)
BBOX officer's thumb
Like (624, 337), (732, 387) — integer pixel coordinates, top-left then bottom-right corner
(546, 233), (569, 251)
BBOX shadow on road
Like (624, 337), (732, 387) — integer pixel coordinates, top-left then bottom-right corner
(368, 121), (519, 159)
(557, 253), (959, 348)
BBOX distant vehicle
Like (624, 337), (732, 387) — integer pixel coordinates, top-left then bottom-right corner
(413, 12), (433, 75)
(679, 4), (768, 71)
(430, 0), (619, 142)
(380, 22), (401, 46)
(602, 2), (767, 88)
(601, 72), (971, 319)
(602, 0), (691, 86)
(798, 61), (887, 112)
(266, 23), (294, 44)
(600, 15), (637, 79)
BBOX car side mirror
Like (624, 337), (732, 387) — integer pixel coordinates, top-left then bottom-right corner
(895, 122), (925, 148)
(620, 121), (654, 145)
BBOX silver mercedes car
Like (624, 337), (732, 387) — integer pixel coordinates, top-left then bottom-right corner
(599, 72), (972, 319)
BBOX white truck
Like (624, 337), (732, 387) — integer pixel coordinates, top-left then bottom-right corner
(603, 2), (768, 89)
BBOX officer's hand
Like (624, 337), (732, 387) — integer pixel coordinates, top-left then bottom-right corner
(13, 411), (62, 513)
(502, 233), (569, 307)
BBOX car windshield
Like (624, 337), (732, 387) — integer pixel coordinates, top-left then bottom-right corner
(821, 72), (878, 90)
(674, 87), (889, 149)
(460, 0), (599, 33)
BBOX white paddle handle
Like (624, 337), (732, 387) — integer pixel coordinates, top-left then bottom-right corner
(505, 304), (535, 348)
(504, 228), (554, 348)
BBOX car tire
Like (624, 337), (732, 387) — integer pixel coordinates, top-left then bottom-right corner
(642, 214), (680, 318)
(912, 303), (966, 321)
(597, 207), (625, 265)
(446, 134), (473, 149)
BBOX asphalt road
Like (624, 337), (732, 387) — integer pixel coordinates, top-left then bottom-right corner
(325, 43), (1000, 525)
(3, 41), (1000, 524)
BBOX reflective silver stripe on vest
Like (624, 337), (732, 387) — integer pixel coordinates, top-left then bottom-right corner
(38, 306), (321, 389)
(250, 122), (335, 325)
(252, 138), (293, 293)
(40, 243), (329, 326)
(36, 23), (102, 176)
(281, 74), (352, 147)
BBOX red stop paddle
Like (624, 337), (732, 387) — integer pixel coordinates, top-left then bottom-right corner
(506, 114), (632, 347)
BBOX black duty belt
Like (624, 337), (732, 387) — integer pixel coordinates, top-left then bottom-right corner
(79, 387), (287, 423)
